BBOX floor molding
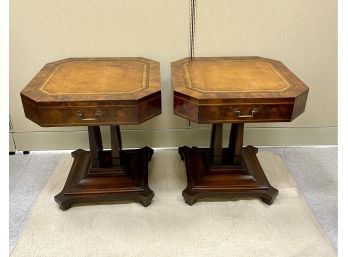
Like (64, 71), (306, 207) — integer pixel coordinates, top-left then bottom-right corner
(12, 127), (337, 150)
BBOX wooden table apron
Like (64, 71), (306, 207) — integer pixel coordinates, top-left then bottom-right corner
(20, 58), (161, 210)
(172, 57), (309, 205)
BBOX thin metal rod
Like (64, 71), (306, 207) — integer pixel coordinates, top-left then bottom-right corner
(189, 0), (196, 60)
(187, 0), (196, 126)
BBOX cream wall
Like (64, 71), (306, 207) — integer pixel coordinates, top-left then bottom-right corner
(9, 0), (337, 150)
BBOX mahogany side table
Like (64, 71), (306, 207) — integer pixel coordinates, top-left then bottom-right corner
(21, 58), (161, 210)
(172, 57), (309, 205)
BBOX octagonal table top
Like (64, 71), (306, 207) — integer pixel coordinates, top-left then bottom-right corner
(172, 57), (309, 123)
(20, 58), (161, 126)
(172, 56), (308, 101)
(21, 57), (161, 105)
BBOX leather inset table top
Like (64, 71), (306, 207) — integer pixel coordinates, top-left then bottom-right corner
(21, 57), (160, 103)
(172, 56), (309, 123)
(20, 57), (162, 126)
(172, 57), (309, 100)
(40, 60), (149, 95)
(183, 59), (291, 93)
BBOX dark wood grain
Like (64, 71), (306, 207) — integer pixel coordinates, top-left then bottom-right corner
(21, 58), (160, 209)
(179, 125), (278, 205)
(172, 57), (309, 124)
(110, 125), (122, 167)
(228, 123), (244, 163)
(173, 57), (308, 205)
(88, 126), (103, 168)
(21, 58), (161, 126)
(54, 146), (154, 210)
(210, 123), (223, 164)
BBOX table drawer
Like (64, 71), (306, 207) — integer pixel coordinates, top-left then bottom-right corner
(198, 104), (294, 123)
(22, 93), (161, 127)
(36, 106), (138, 126)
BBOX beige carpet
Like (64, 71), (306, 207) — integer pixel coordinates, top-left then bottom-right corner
(11, 150), (336, 257)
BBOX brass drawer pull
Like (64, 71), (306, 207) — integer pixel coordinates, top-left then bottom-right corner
(233, 108), (258, 118)
(75, 111), (102, 121)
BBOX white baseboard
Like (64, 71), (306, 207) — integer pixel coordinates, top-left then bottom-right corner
(12, 127), (337, 151)
(9, 133), (16, 152)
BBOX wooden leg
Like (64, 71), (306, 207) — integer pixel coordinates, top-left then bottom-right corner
(228, 123), (244, 164)
(210, 123), (223, 165)
(88, 126), (103, 168)
(110, 125), (122, 167)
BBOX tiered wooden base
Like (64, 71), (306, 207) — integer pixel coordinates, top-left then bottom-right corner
(179, 123), (278, 205)
(54, 126), (154, 210)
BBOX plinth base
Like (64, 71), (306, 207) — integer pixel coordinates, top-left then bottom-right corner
(179, 145), (278, 205)
(54, 147), (154, 210)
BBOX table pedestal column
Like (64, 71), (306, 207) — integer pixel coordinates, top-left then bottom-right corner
(179, 123), (278, 205)
(54, 126), (154, 210)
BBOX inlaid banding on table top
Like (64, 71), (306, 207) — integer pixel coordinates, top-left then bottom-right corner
(183, 60), (292, 93)
(20, 57), (161, 127)
(39, 60), (150, 95)
(21, 57), (160, 209)
(172, 57), (309, 123)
